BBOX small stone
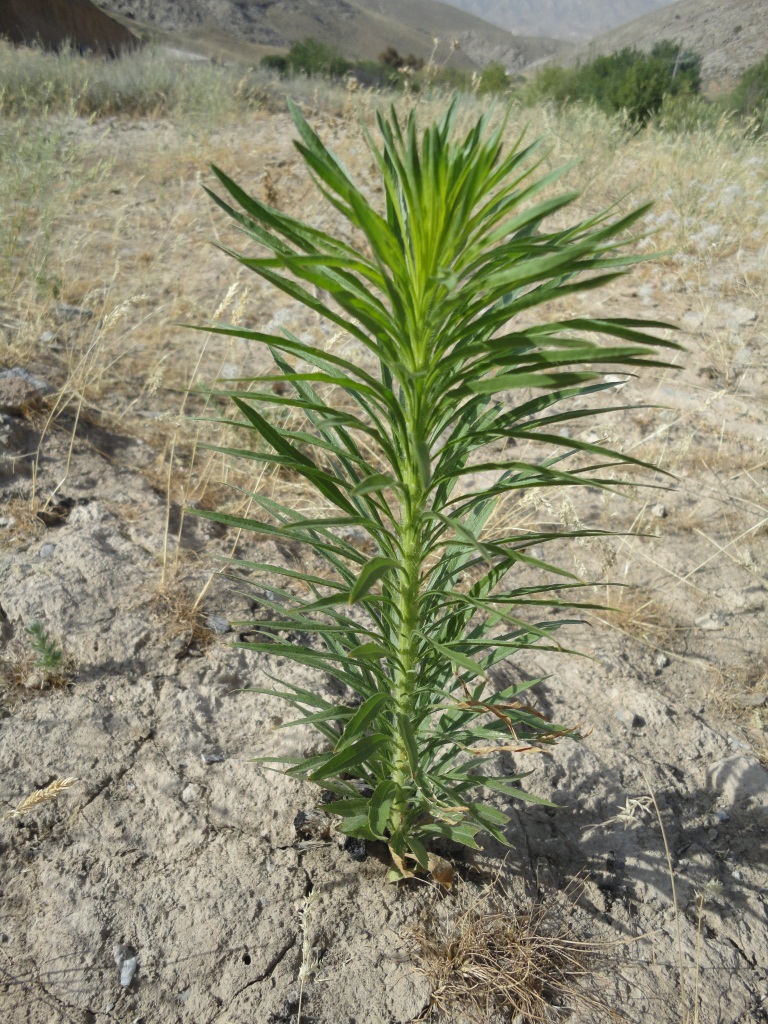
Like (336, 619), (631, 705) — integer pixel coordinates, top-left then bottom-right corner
(38, 330), (57, 343)
(655, 653), (670, 670)
(201, 752), (226, 765)
(650, 503), (667, 519)
(681, 310), (704, 330)
(0, 516), (14, 528)
(708, 754), (768, 809)
(343, 835), (367, 862)
(695, 611), (724, 630)
(713, 808), (730, 822)
(53, 302), (94, 322)
(113, 943), (138, 987)
(120, 956), (138, 987)
(205, 613), (230, 635)
(732, 692), (768, 709)
(708, 829), (718, 842)
(615, 709), (645, 729)
(181, 783), (202, 804)
(294, 807), (331, 841)
(0, 368), (51, 414)
(732, 870), (741, 881)
(727, 306), (757, 327)
(39, 543), (56, 559)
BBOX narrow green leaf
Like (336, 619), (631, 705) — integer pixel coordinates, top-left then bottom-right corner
(349, 643), (392, 661)
(368, 780), (397, 839)
(406, 834), (430, 871)
(307, 734), (387, 782)
(337, 693), (391, 749)
(398, 714), (421, 775)
(322, 797), (369, 818)
(419, 821), (482, 850)
(351, 473), (401, 496)
(348, 556), (400, 604)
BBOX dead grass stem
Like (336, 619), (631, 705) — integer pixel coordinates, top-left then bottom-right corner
(406, 877), (614, 1024)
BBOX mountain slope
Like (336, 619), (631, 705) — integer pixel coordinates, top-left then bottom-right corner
(1, 0), (139, 54)
(577, 0), (768, 83)
(99, 0), (570, 71)
(441, 0), (676, 43)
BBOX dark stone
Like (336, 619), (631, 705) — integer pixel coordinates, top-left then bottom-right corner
(343, 836), (367, 862)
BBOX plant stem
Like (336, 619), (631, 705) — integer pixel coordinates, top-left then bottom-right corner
(390, 463), (424, 845)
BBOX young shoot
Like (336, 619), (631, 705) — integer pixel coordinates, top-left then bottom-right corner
(193, 99), (679, 882)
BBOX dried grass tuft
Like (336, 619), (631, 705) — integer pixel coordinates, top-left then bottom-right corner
(2, 777), (78, 822)
(406, 877), (613, 1024)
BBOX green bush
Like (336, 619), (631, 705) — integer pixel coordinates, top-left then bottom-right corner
(349, 60), (402, 91)
(260, 54), (288, 76)
(477, 62), (511, 97)
(731, 54), (768, 127)
(653, 93), (723, 134)
(285, 37), (350, 79)
(420, 64), (473, 93)
(531, 41), (702, 125)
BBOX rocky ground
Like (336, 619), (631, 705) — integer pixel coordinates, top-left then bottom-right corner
(1, 104), (767, 1024)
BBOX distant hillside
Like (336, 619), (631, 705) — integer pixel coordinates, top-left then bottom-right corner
(1, 0), (139, 55)
(99, 0), (570, 71)
(442, 0), (676, 43)
(576, 0), (768, 85)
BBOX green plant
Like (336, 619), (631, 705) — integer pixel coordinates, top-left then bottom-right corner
(26, 621), (63, 672)
(194, 99), (678, 880)
(730, 54), (768, 129)
(530, 42), (702, 125)
(477, 62), (511, 97)
(285, 37), (351, 79)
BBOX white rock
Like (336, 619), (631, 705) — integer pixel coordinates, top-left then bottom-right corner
(120, 956), (138, 987)
(707, 755), (768, 810)
(726, 306), (757, 327)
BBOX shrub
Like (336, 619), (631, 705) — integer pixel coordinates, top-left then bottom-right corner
(477, 62), (511, 96)
(196, 100), (679, 881)
(260, 54), (288, 76)
(379, 47), (423, 72)
(531, 41), (702, 125)
(421, 64), (473, 93)
(731, 54), (768, 127)
(285, 37), (350, 79)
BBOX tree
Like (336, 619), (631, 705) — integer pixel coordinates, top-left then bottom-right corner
(531, 42), (702, 125)
(286, 37), (350, 78)
(477, 62), (510, 96)
(731, 54), (768, 126)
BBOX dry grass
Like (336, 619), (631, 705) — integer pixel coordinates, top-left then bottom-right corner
(406, 877), (613, 1024)
(589, 585), (683, 650)
(1, 777), (78, 822)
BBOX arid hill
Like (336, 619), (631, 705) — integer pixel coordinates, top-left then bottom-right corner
(575, 0), (767, 84)
(441, 0), (676, 43)
(0, 0), (140, 55)
(101, 0), (569, 71)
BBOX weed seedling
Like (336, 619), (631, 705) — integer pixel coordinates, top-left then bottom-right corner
(26, 621), (63, 673)
(194, 99), (679, 880)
